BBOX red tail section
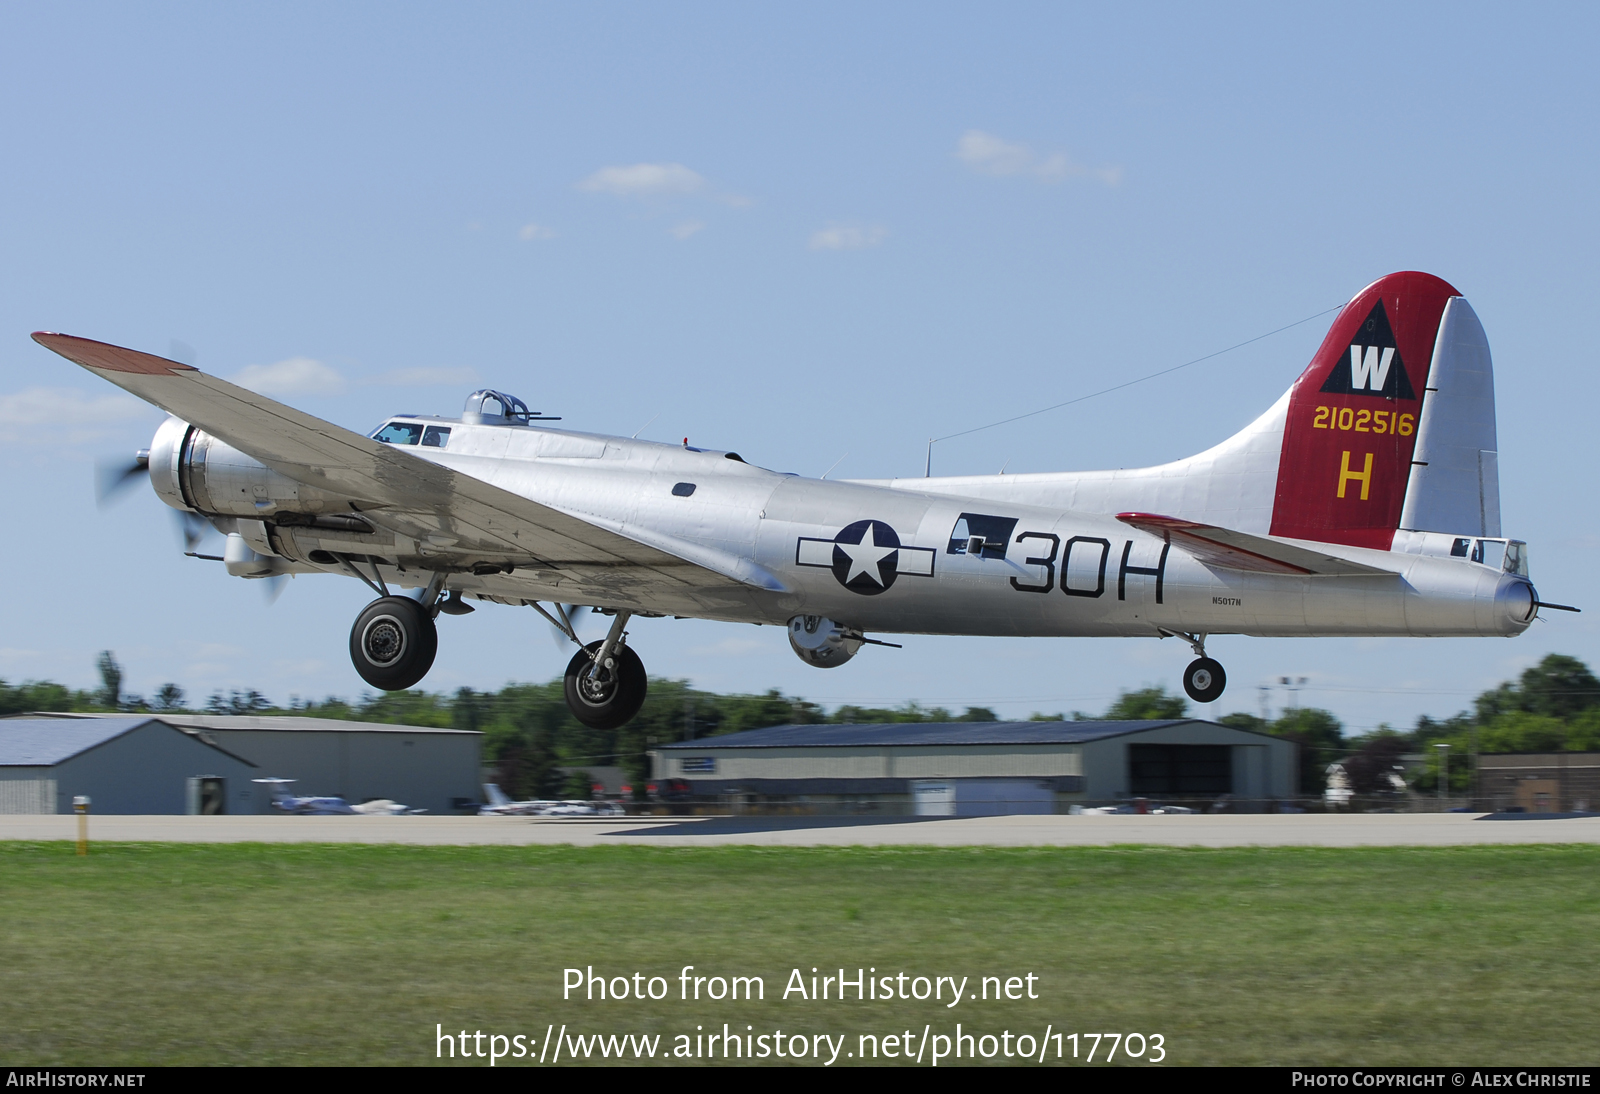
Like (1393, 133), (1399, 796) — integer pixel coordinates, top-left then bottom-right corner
(1269, 271), (1459, 549)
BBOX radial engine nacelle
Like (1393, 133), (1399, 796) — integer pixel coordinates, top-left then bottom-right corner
(788, 615), (864, 668)
(147, 416), (349, 518)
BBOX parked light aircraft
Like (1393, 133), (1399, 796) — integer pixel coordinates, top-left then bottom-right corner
(478, 783), (544, 815)
(479, 784), (623, 816)
(39, 271), (1575, 730)
(251, 778), (423, 815)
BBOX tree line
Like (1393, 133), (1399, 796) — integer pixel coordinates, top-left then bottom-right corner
(5, 651), (1598, 800)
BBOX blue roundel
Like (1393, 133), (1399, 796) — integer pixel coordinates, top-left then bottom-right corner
(830, 519), (901, 595)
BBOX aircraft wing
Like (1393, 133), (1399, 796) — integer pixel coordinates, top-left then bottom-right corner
(1115, 513), (1397, 576)
(34, 333), (783, 601)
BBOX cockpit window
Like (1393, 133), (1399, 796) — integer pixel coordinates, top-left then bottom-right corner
(374, 422), (424, 445)
(422, 426), (451, 448)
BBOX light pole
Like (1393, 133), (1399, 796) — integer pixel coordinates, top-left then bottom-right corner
(1279, 676), (1309, 710)
(1435, 743), (1451, 809)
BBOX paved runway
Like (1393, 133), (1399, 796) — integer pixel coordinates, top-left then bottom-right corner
(2, 812), (1597, 847)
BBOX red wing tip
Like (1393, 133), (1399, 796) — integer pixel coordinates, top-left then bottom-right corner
(32, 332), (197, 374)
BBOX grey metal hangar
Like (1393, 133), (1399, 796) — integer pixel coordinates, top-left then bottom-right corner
(651, 718), (1298, 815)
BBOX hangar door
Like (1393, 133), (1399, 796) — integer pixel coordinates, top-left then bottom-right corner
(1129, 745), (1232, 795)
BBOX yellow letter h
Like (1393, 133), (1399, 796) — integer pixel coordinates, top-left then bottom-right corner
(1337, 451), (1374, 500)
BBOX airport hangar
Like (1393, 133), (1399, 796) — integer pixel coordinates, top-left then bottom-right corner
(652, 720), (1299, 815)
(1, 713), (482, 815)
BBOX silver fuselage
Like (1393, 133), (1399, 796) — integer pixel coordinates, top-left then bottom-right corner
(170, 415), (1534, 642)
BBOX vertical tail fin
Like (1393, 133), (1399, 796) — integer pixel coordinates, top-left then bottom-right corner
(1269, 271), (1496, 548)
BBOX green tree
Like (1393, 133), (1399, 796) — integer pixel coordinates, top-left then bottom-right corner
(1341, 728), (1409, 796)
(96, 651), (122, 709)
(151, 684), (185, 711)
(496, 725), (562, 800)
(1474, 654), (1600, 722)
(451, 687), (484, 732)
(830, 702), (951, 724)
(0, 680), (79, 716)
(559, 769), (595, 799)
(1263, 708), (1345, 793)
(206, 690), (271, 715)
(1104, 687), (1188, 721)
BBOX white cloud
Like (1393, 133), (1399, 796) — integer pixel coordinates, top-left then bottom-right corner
(577, 162), (706, 196)
(231, 357), (345, 396)
(0, 386), (150, 427)
(958, 130), (1037, 176)
(518, 222), (555, 241)
(670, 220), (706, 240)
(808, 224), (888, 250)
(957, 129), (1121, 185)
(367, 366), (479, 388)
(0, 386), (155, 445)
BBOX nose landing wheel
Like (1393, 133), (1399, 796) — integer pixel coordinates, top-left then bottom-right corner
(1182, 657), (1226, 704)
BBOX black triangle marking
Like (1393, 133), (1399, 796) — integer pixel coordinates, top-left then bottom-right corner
(1319, 299), (1416, 400)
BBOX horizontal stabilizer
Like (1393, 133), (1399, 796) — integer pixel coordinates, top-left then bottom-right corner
(1116, 513), (1396, 576)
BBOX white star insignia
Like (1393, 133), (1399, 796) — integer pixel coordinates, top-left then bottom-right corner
(837, 523), (897, 585)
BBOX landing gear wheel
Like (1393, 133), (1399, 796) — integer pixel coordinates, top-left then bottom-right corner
(1182, 657), (1226, 704)
(563, 640), (647, 730)
(349, 596), (438, 691)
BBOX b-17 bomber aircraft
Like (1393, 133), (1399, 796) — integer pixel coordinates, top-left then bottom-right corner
(37, 272), (1575, 730)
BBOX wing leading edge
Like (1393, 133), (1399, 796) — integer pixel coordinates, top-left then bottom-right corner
(33, 332), (783, 603)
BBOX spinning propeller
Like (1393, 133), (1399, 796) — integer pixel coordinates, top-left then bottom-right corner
(95, 447), (206, 552)
(94, 449), (149, 506)
(547, 604), (591, 651)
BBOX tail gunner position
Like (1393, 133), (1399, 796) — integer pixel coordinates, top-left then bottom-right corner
(37, 272), (1574, 729)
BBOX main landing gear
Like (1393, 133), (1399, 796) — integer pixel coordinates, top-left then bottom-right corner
(1164, 630), (1227, 705)
(342, 564), (650, 727)
(347, 569), (454, 687)
(350, 595), (438, 691)
(533, 604), (648, 730)
(348, 568), (452, 691)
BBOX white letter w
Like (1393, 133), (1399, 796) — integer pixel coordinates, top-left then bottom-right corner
(1349, 345), (1396, 391)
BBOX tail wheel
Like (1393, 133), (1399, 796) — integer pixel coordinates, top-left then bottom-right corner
(563, 640), (647, 730)
(1182, 657), (1226, 704)
(349, 596), (438, 690)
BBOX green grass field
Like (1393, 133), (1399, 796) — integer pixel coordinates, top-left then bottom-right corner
(0, 842), (1594, 1066)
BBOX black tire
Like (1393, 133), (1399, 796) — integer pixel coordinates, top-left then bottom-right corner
(563, 640), (647, 730)
(349, 596), (438, 691)
(1182, 657), (1226, 704)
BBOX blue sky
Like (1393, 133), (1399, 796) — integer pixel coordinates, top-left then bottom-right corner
(1, 3), (1595, 729)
